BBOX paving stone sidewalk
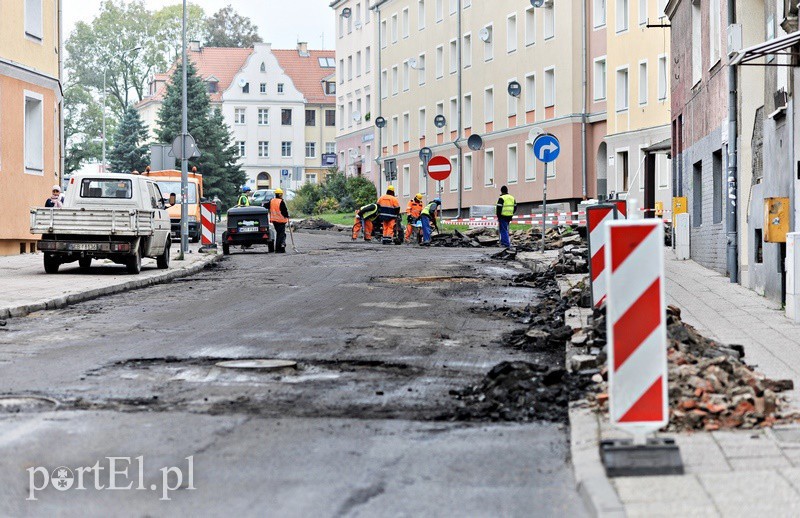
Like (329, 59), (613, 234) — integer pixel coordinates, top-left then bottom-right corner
(576, 250), (800, 517)
(0, 246), (219, 319)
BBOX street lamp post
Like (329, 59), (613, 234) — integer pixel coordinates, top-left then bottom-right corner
(101, 46), (141, 173)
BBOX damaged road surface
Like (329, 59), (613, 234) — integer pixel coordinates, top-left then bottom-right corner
(0, 233), (586, 516)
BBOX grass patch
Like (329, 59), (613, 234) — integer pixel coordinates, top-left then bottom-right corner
(316, 212), (355, 226)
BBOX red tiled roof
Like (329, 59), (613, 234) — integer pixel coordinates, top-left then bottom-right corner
(273, 49), (336, 105)
(141, 47), (253, 105)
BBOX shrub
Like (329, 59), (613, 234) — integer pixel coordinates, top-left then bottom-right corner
(288, 182), (323, 215)
(314, 197), (340, 214)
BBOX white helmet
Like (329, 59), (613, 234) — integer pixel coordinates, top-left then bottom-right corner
(52, 185), (61, 192)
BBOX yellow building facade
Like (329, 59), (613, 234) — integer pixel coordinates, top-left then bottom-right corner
(0, 0), (63, 255)
(603, 0), (672, 209)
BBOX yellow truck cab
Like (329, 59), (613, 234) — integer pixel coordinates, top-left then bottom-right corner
(143, 169), (204, 242)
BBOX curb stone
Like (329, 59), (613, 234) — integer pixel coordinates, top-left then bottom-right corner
(0, 254), (222, 320)
(569, 402), (625, 517)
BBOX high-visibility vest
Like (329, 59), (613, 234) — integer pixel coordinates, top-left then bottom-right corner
(406, 200), (423, 218)
(421, 202), (438, 217)
(377, 194), (400, 220)
(237, 194), (250, 207)
(269, 198), (288, 223)
(498, 194), (516, 217)
(358, 203), (379, 220)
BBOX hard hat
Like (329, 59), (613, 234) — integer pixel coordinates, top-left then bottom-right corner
(415, 193), (423, 201)
(52, 185), (61, 192)
(387, 185), (395, 193)
(433, 198), (442, 204)
(275, 188), (284, 195)
(242, 186), (251, 193)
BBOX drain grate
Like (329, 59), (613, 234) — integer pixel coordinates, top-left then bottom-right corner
(0, 396), (59, 412)
(215, 359), (298, 371)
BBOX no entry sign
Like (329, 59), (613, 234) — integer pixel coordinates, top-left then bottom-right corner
(605, 219), (668, 433)
(427, 155), (452, 181)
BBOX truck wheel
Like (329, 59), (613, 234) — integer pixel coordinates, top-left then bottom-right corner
(43, 254), (60, 274)
(78, 257), (92, 270)
(222, 244), (230, 255)
(126, 247), (142, 274)
(156, 240), (170, 269)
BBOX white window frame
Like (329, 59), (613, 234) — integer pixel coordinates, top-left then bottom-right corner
(436, 45), (444, 78)
(544, 2), (555, 40)
(449, 39), (458, 74)
(525, 73), (536, 112)
(258, 141), (270, 158)
(463, 153), (473, 190)
(403, 165), (411, 196)
(305, 142), (316, 159)
(594, 0), (607, 28)
(418, 53), (427, 85)
(525, 141), (537, 181)
(507, 77), (518, 118)
(544, 67), (555, 108)
(281, 141), (292, 158)
(616, 65), (630, 112)
(463, 33), (472, 68)
(507, 144), (518, 184)
(657, 54), (668, 101)
(484, 86), (495, 124)
(25, 0), (43, 41)
(24, 91), (44, 174)
(525, 7), (536, 46)
(449, 154), (459, 192)
(483, 24), (494, 62)
(507, 13), (518, 54)
(464, 93), (473, 128)
(638, 0), (647, 25)
(419, 107), (427, 139)
(403, 112), (411, 142)
(616, 0), (629, 33)
(234, 107), (246, 125)
(484, 148), (495, 186)
(593, 57), (607, 101)
(418, 0), (426, 30)
(638, 60), (648, 106)
(258, 108), (269, 126)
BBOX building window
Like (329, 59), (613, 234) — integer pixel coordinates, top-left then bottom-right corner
(25, 0), (43, 39)
(483, 25), (494, 61)
(544, 2), (555, 39)
(391, 116), (399, 146)
(242, 82), (250, 94)
(306, 142), (317, 158)
(419, 107), (427, 138)
(525, 141), (536, 180)
(391, 13), (398, 43)
(616, 67), (629, 111)
(639, 0), (647, 25)
(658, 55), (668, 100)
(436, 101), (444, 133)
(258, 141), (269, 158)
(419, 163), (427, 194)
(692, 160), (702, 227)
(484, 87), (494, 123)
(436, 0), (443, 21)
(712, 150), (723, 223)
(356, 51), (362, 77)
(418, 54), (427, 85)
(306, 109), (316, 127)
(464, 153), (473, 190)
(325, 81), (336, 95)
(449, 155), (459, 192)
(692, 0), (701, 84)
(485, 149), (495, 185)
(24, 94), (43, 173)
(258, 108), (269, 125)
(507, 145), (518, 183)
(281, 109), (292, 125)
(235, 108), (246, 124)
(464, 94), (472, 127)
(403, 112), (410, 142)
(419, 0), (426, 30)
(618, 150), (629, 190)
(339, 59), (345, 83)
(347, 56), (353, 80)
(278, 83), (285, 94)
(594, 0), (606, 27)
(507, 82), (518, 117)
(260, 62), (266, 72)
(260, 83), (267, 94)
(402, 8), (410, 38)
(525, 74), (536, 111)
(638, 61), (648, 105)
(236, 141), (246, 157)
(392, 65), (399, 95)
(326, 142), (336, 154)
(365, 46), (372, 73)
(403, 165), (411, 196)
(403, 61), (410, 91)
(436, 45), (444, 78)
(507, 14), (517, 53)
(709, 0), (721, 66)
(449, 39), (458, 74)
(306, 173), (318, 184)
(208, 81), (218, 94)
(463, 34), (472, 68)
(544, 68), (555, 108)
(281, 141), (292, 158)
(381, 20), (387, 48)
(325, 109), (336, 126)
(450, 97), (458, 129)
(381, 69), (388, 98)
(616, 0), (629, 32)
(594, 59), (606, 101)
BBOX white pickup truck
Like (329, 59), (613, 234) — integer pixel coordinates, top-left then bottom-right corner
(30, 173), (173, 274)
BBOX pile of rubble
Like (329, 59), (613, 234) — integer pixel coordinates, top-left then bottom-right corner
(292, 218), (338, 231)
(430, 226), (586, 251)
(584, 305), (795, 431)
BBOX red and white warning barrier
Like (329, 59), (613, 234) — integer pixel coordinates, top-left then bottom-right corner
(605, 219), (668, 433)
(200, 202), (217, 245)
(611, 200), (628, 219)
(587, 205), (617, 308)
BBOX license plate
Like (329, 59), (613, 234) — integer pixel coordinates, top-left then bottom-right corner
(240, 226), (259, 233)
(70, 243), (98, 251)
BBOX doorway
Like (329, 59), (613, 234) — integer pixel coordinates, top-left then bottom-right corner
(257, 172), (271, 189)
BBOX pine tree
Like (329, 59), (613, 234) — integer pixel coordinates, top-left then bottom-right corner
(156, 60), (244, 203)
(108, 105), (149, 174)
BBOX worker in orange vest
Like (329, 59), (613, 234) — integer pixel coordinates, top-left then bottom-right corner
(405, 193), (424, 241)
(377, 185), (401, 245)
(269, 188), (290, 253)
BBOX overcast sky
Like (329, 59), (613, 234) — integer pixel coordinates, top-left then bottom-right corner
(63, 0), (336, 50)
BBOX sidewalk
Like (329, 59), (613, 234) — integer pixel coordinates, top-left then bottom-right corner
(0, 246), (220, 319)
(574, 250), (800, 517)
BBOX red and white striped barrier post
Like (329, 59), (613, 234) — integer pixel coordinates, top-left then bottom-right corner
(586, 205), (618, 308)
(200, 202), (217, 246)
(605, 219), (668, 439)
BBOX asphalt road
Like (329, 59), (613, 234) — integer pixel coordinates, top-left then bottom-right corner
(0, 231), (587, 517)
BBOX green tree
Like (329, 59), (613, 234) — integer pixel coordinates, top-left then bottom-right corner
(203, 4), (263, 47)
(108, 105), (150, 174)
(155, 60), (244, 204)
(64, 83), (106, 175)
(152, 3), (206, 61)
(65, 0), (163, 119)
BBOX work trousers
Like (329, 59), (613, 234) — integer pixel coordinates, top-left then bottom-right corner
(421, 215), (432, 243)
(498, 218), (511, 248)
(273, 222), (286, 252)
(381, 218), (396, 243)
(352, 216), (373, 240)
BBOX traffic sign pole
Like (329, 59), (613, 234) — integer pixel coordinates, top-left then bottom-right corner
(542, 162), (548, 252)
(532, 134), (561, 252)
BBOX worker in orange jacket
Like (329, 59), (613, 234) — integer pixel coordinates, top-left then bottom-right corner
(269, 188), (290, 253)
(405, 193), (424, 241)
(377, 185), (401, 245)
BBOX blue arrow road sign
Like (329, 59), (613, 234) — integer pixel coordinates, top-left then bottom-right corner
(533, 134), (561, 163)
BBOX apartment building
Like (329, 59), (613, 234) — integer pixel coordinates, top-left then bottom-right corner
(138, 43), (336, 190)
(0, 0), (63, 255)
(603, 0), (672, 213)
(371, 0), (607, 213)
(331, 0), (378, 184)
